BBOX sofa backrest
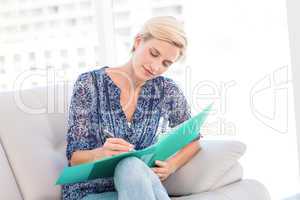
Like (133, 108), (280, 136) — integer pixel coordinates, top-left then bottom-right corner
(0, 83), (247, 199)
(0, 140), (23, 200)
(0, 84), (73, 200)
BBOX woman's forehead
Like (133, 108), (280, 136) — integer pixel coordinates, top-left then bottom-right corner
(144, 39), (180, 60)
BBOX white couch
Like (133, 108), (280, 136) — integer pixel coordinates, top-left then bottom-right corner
(0, 84), (271, 200)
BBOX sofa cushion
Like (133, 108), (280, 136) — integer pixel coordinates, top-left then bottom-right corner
(0, 84), (72, 200)
(0, 141), (23, 200)
(163, 140), (246, 196)
(210, 162), (243, 190)
(171, 179), (271, 200)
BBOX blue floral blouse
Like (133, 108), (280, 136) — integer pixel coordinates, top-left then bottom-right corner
(62, 66), (194, 200)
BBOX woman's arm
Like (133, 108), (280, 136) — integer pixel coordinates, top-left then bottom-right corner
(70, 138), (134, 166)
(167, 140), (201, 173)
(70, 148), (102, 166)
(152, 78), (201, 180)
(151, 140), (201, 181)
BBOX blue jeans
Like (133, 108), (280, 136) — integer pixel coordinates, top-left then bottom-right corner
(82, 157), (170, 200)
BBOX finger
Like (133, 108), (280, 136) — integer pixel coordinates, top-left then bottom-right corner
(156, 173), (165, 179)
(151, 167), (157, 173)
(160, 177), (167, 181)
(106, 138), (133, 147)
(108, 150), (129, 156)
(105, 143), (133, 151)
(152, 167), (168, 174)
(151, 167), (158, 173)
(155, 160), (167, 167)
(106, 138), (134, 147)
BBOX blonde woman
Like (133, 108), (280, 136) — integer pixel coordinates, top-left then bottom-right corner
(62, 16), (201, 200)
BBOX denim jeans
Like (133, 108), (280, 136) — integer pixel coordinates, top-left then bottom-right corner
(81, 157), (170, 200)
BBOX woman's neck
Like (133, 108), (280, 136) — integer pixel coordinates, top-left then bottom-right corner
(116, 61), (145, 90)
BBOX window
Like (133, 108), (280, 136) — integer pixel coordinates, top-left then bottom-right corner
(48, 6), (59, 14)
(29, 52), (35, 61)
(77, 48), (86, 56)
(44, 50), (51, 59)
(13, 54), (21, 62)
(1, 84), (7, 89)
(61, 3), (76, 12)
(152, 5), (182, 16)
(0, 68), (5, 74)
(112, 0), (184, 68)
(20, 24), (30, 32)
(49, 20), (60, 28)
(60, 49), (68, 57)
(34, 22), (45, 30)
(80, 16), (93, 25)
(80, 1), (92, 9)
(62, 63), (70, 69)
(0, 56), (4, 65)
(31, 8), (43, 16)
(78, 61), (86, 68)
(183, 1), (298, 199)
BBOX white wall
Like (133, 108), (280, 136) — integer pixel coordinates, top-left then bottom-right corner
(184, 0), (299, 199)
(287, 0), (300, 181)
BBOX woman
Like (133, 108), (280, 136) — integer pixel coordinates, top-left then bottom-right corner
(62, 16), (201, 200)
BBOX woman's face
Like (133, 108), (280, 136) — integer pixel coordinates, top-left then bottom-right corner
(131, 36), (181, 82)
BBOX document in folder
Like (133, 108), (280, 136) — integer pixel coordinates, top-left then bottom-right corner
(56, 103), (213, 185)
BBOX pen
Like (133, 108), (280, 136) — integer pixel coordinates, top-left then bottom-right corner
(102, 129), (114, 140)
(102, 128), (135, 151)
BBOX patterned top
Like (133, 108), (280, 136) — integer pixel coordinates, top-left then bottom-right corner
(62, 66), (194, 200)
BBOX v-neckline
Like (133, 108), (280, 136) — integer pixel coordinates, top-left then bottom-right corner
(103, 67), (151, 125)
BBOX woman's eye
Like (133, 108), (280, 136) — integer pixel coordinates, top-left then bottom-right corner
(163, 62), (170, 68)
(150, 51), (159, 57)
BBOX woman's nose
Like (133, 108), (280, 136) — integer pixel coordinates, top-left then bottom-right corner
(149, 63), (160, 74)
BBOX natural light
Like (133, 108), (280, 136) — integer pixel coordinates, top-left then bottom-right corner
(0, 0), (299, 199)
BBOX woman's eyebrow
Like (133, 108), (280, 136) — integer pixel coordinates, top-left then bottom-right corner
(152, 47), (174, 64)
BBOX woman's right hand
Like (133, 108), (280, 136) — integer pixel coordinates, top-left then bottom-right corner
(92, 138), (135, 160)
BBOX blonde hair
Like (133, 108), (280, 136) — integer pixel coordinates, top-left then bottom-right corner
(132, 16), (187, 60)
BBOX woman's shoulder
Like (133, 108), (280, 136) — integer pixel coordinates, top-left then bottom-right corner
(152, 76), (177, 87)
(154, 76), (182, 94)
(74, 66), (107, 85)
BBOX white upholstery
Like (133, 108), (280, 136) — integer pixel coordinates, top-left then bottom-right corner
(0, 84), (271, 200)
(0, 86), (69, 200)
(171, 179), (271, 200)
(0, 140), (22, 200)
(163, 140), (246, 195)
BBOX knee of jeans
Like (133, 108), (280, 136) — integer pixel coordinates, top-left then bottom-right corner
(114, 157), (149, 184)
(115, 157), (147, 175)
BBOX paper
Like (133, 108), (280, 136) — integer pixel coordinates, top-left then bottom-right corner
(56, 103), (213, 185)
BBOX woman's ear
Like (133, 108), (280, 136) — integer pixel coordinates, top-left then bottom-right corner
(133, 34), (143, 52)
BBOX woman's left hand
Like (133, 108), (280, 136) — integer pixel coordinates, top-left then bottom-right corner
(151, 160), (176, 181)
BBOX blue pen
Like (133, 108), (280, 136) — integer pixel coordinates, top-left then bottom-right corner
(102, 129), (135, 151)
(102, 129), (114, 139)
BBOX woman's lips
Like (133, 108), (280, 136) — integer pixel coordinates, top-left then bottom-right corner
(143, 67), (153, 77)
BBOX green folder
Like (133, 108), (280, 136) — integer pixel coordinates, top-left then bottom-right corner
(56, 103), (213, 185)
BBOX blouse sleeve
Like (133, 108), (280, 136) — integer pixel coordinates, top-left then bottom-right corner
(164, 78), (191, 127)
(65, 72), (98, 163)
(164, 78), (200, 140)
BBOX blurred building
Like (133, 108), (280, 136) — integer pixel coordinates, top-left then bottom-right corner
(0, 0), (184, 91)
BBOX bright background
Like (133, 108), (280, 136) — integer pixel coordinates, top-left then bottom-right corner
(0, 0), (299, 199)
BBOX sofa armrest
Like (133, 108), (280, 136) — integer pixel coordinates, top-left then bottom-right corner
(210, 162), (243, 190)
(170, 179), (271, 200)
(163, 140), (246, 196)
(0, 139), (23, 200)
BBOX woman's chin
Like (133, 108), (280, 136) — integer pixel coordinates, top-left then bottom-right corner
(137, 74), (150, 83)
(135, 70), (151, 82)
